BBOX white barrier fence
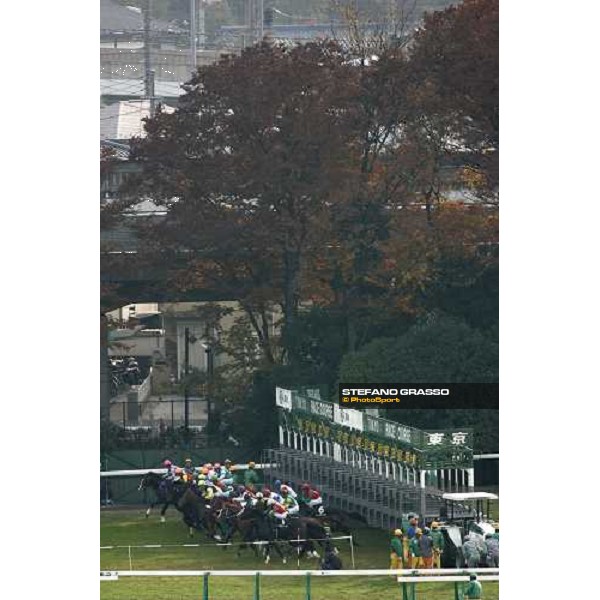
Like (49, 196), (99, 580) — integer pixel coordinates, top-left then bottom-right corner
(102, 568), (499, 578)
(100, 464), (275, 477)
(100, 568), (500, 599)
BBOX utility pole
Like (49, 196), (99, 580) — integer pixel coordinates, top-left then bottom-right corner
(258, 0), (264, 41)
(149, 69), (156, 117)
(143, 0), (152, 98)
(198, 0), (206, 50)
(184, 327), (190, 433)
(204, 342), (214, 432)
(190, 0), (198, 72)
(245, 0), (258, 46)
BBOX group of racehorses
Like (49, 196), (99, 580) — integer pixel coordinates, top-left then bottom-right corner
(138, 471), (356, 563)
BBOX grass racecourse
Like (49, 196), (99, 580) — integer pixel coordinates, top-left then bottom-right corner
(100, 507), (499, 600)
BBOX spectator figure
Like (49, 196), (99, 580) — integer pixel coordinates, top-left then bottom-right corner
(419, 527), (434, 569)
(464, 574), (483, 599)
(409, 528), (424, 569)
(390, 529), (404, 570)
(462, 534), (481, 568)
(431, 522), (445, 569)
(404, 514), (419, 567)
(321, 542), (342, 570)
(244, 461), (260, 491)
(406, 515), (419, 539)
(484, 533), (499, 567)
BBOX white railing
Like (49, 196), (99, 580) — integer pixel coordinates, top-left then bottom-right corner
(100, 568), (500, 598)
(102, 568), (499, 578)
(100, 463), (275, 477)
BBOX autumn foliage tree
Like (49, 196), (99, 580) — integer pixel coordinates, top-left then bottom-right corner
(126, 41), (361, 363)
(409, 0), (499, 193)
(114, 0), (498, 390)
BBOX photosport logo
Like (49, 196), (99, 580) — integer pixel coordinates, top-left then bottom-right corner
(338, 384), (499, 409)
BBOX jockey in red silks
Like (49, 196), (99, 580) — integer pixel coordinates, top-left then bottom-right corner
(300, 483), (323, 509)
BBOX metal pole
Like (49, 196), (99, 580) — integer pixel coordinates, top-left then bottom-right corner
(258, 0), (264, 40)
(149, 69), (156, 117)
(184, 327), (190, 433)
(454, 580), (462, 600)
(202, 572), (209, 600)
(198, 0), (206, 50)
(305, 572), (311, 600)
(143, 1), (152, 98)
(253, 571), (260, 600)
(190, 0), (198, 72)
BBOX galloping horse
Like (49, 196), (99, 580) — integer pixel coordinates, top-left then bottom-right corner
(177, 486), (222, 539)
(275, 515), (330, 559)
(226, 501), (291, 564)
(138, 472), (186, 522)
(299, 504), (359, 546)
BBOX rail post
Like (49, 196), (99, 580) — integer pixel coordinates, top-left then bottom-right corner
(202, 572), (209, 600)
(253, 571), (260, 600)
(305, 571), (311, 600)
(454, 580), (463, 600)
(401, 580), (416, 600)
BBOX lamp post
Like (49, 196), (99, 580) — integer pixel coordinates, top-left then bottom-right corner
(202, 342), (214, 432)
(184, 327), (197, 433)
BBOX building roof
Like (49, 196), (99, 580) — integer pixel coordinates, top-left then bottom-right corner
(442, 492), (499, 501)
(101, 0), (178, 32)
(100, 99), (175, 141)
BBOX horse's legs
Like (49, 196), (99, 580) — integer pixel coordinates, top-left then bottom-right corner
(160, 502), (170, 523)
(146, 501), (155, 518)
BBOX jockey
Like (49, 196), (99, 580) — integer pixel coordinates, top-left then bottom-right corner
(182, 458), (196, 483)
(198, 479), (215, 501)
(282, 482), (298, 499)
(263, 486), (283, 504)
(218, 460), (235, 485)
(300, 483), (323, 509)
(280, 486), (300, 515)
(232, 485), (249, 505)
(214, 482), (234, 498)
(162, 459), (179, 481)
(223, 459), (234, 476)
(267, 498), (289, 523)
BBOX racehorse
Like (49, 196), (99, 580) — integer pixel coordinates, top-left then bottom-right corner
(177, 486), (221, 539)
(226, 501), (291, 564)
(138, 472), (186, 522)
(249, 513), (330, 561)
(299, 504), (359, 546)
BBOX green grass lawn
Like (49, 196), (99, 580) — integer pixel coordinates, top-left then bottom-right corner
(101, 507), (499, 600)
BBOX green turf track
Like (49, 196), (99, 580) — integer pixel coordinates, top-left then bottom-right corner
(101, 508), (499, 600)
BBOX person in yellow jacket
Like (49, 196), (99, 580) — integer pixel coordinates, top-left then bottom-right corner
(430, 522), (445, 569)
(390, 529), (404, 570)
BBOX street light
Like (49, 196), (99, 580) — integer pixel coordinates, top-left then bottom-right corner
(201, 342), (214, 432)
(184, 327), (197, 434)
